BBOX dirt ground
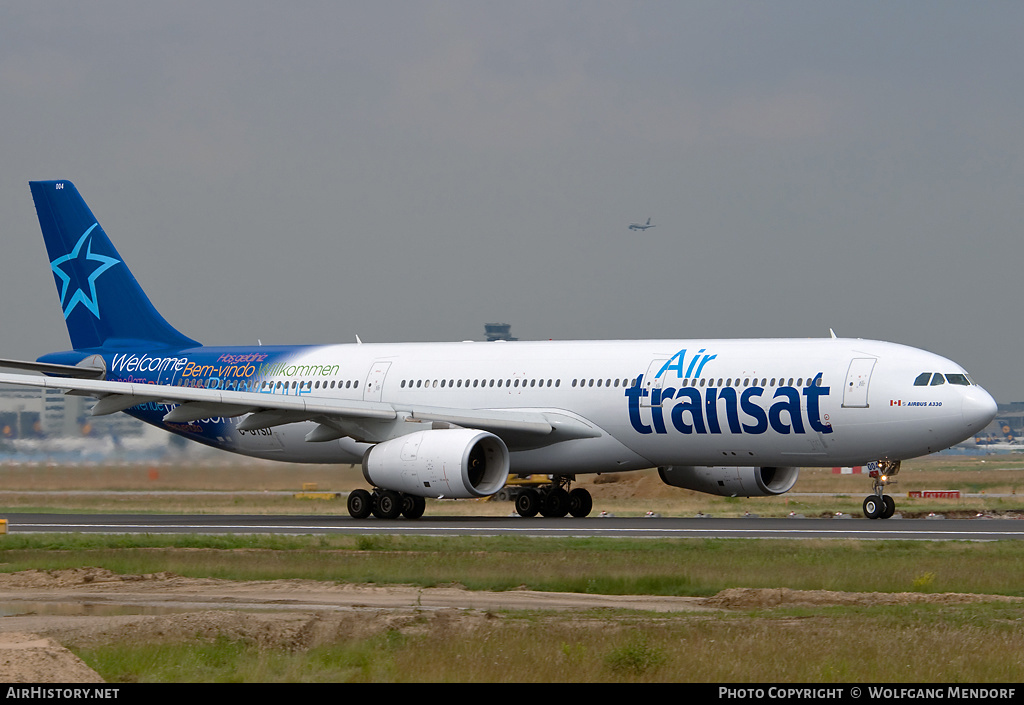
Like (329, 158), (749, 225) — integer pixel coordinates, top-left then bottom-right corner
(0, 568), (1020, 682)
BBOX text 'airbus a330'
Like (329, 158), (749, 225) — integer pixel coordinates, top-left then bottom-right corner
(0, 181), (997, 520)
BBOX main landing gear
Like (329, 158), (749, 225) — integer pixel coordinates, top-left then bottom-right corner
(345, 477), (596, 520)
(862, 460), (900, 520)
(347, 488), (426, 520)
(512, 476), (593, 518)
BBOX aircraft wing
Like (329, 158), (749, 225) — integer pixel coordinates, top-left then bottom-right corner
(0, 357), (106, 379)
(0, 371), (600, 448)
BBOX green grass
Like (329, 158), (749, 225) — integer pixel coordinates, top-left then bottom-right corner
(4, 535), (1022, 683)
(3, 534), (1024, 596)
(73, 604), (1024, 682)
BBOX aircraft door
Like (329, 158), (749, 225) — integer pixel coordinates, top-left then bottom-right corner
(641, 359), (668, 408)
(842, 358), (876, 408)
(363, 361), (392, 402)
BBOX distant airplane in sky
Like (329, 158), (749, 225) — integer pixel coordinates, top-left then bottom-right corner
(0, 181), (998, 521)
(629, 218), (655, 231)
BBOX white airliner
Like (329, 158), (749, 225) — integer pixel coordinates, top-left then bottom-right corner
(629, 218), (655, 231)
(0, 181), (997, 520)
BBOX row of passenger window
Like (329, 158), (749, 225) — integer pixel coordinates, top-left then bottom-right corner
(645, 376), (823, 389)
(182, 378), (362, 391)
(401, 378), (562, 389)
(397, 375), (824, 391)
(210, 375), (830, 394)
(913, 372), (972, 387)
(246, 379), (360, 391)
(214, 379), (362, 391)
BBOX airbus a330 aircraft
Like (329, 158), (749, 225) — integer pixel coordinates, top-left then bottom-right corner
(0, 181), (998, 520)
(629, 217), (655, 231)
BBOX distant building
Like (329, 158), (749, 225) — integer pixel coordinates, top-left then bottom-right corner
(485, 323), (518, 342)
(0, 386), (43, 439)
(0, 384), (146, 439)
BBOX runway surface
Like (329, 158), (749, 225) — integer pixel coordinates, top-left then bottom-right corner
(5, 513), (1024, 540)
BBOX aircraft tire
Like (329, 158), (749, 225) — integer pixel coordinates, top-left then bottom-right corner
(515, 489), (540, 518)
(881, 495), (896, 519)
(568, 487), (593, 518)
(402, 494), (426, 520)
(863, 495), (883, 520)
(540, 488), (570, 517)
(347, 489), (373, 519)
(374, 490), (403, 520)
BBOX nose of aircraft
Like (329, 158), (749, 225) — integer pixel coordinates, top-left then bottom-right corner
(962, 386), (998, 430)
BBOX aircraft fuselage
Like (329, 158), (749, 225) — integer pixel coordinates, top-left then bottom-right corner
(39, 337), (995, 473)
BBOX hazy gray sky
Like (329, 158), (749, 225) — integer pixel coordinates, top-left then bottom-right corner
(3, 2), (1023, 399)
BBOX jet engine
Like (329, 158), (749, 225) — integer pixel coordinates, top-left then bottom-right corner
(658, 465), (799, 497)
(362, 428), (510, 499)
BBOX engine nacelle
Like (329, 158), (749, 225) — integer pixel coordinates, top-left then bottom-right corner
(658, 465), (799, 497)
(362, 428), (510, 499)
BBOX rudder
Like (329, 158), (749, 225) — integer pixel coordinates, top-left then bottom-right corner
(30, 180), (199, 351)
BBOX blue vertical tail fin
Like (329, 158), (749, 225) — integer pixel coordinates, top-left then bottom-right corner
(30, 180), (200, 351)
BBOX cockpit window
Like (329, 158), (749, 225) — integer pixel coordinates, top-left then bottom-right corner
(914, 372), (973, 387)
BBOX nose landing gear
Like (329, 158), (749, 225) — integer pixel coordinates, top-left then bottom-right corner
(863, 460), (900, 519)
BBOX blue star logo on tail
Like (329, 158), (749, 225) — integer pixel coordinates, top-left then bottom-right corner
(50, 224), (121, 320)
